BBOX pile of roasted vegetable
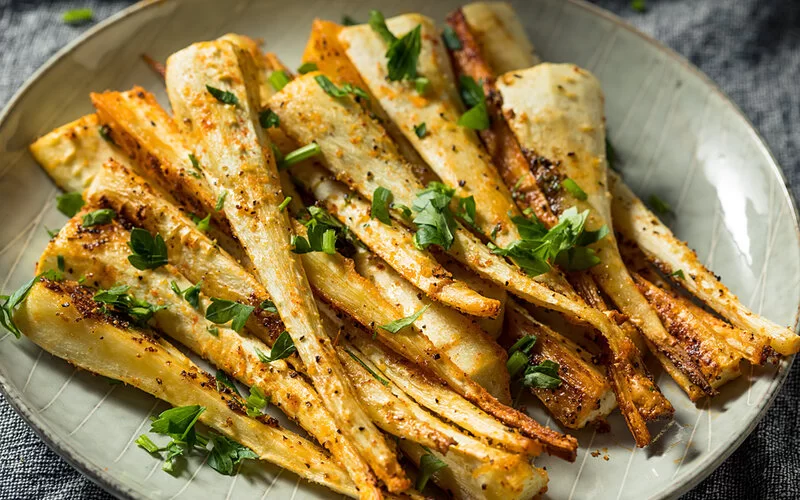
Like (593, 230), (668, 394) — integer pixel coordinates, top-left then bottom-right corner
(2, 3), (795, 499)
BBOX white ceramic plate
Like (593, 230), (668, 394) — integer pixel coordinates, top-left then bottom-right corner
(0, 1), (797, 499)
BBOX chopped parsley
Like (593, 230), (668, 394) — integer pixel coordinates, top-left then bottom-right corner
(244, 386), (269, 417)
(506, 335), (562, 390)
(255, 331), (296, 363)
(63, 8), (93, 25)
(648, 194), (672, 215)
(187, 153), (202, 179)
(0, 275), (40, 338)
(379, 305), (429, 333)
(215, 191), (227, 212)
(127, 228), (169, 270)
(371, 186), (394, 225)
(57, 255), (65, 272)
(206, 85), (238, 105)
(268, 70), (291, 92)
(415, 77), (430, 95)
(489, 207), (609, 276)
(631, 0), (647, 13)
(457, 76), (489, 130)
(215, 370), (241, 396)
(411, 183), (459, 250)
(278, 142), (321, 170)
(81, 208), (116, 227)
(169, 280), (202, 309)
(369, 10), (422, 82)
(259, 109), (280, 128)
(205, 299), (254, 333)
(413, 122), (427, 138)
(670, 269), (686, 280)
(56, 192), (84, 217)
(259, 299), (278, 314)
(291, 206), (350, 255)
(191, 213), (211, 232)
(93, 284), (166, 326)
(562, 178), (588, 201)
(297, 62), (319, 74)
(46, 227), (60, 238)
(314, 75), (369, 100)
(345, 348), (389, 386)
(415, 446), (448, 491)
(442, 26), (462, 50)
(277, 196), (292, 212)
(207, 432), (259, 475)
(98, 124), (115, 144)
(457, 195), (477, 229)
(137, 405), (206, 474)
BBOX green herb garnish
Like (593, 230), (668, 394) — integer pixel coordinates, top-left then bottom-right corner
(206, 85), (239, 105)
(297, 62), (319, 74)
(93, 284), (166, 325)
(379, 305), (429, 333)
(244, 386), (269, 417)
(63, 8), (93, 25)
(342, 15), (359, 26)
(277, 196), (292, 212)
(314, 75), (369, 100)
(127, 228), (168, 270)
(259, 109), (280, 128)
(416, 446), (448, 491)
(442, 26), (462, 50)
(414, 77), (430, 95)
(291, 206), (349, 255)
(457, 76), (489, 130)
(414, 122), (427, 138)
(82, 208), (116, 227)
(670, 269), (686, 280)
(648, 194), (672, 215)
(169, 280), (202, 309)
(207, 432), (259, 475)
(215, 370), (241, 396)
(369, 10), (422, 82)
(56, 192), (84, 217)
(255, 331), (296, 363)
(562, 178), (588, 201)
(278, 142), (321, 170)
(371, 187), (394, 225)
(411, 183), (459, 250)
(191, 213), (211, 232)
(0, 275), (40, 338)
(215, 191), (227, 211)
(259, 300), (278, 314)
(345, 348), (389, 386)
(205, 299), (254, 333)
(268, 70), (291, 92)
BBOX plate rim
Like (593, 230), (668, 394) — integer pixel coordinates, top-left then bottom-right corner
(0, 0), (796, 499)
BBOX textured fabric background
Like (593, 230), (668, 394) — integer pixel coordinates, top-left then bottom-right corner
(0, 0), (797, 498)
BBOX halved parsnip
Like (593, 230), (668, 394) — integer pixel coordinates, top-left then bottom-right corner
(339, 15), (525, 246)
(292, 221), (578, 461)
(352, 247), (510, 403)
(38, 214), (383, 497)
(15, 280), (360, 498)
(608, 171), (799, 356)
(291, 160), (500, 318)
(461, 2), (541, 74)
(165, 41), (407, 491)
(505, 302), (616, 429)
(28, 113), (135, 193)
(497, 63), (718, 398)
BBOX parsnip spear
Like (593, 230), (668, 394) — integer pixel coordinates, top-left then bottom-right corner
(15, 279), (360, 498)
(165, 40), (408, 491)
(39, 213), (383, 497)
(461, 2), (541, 74)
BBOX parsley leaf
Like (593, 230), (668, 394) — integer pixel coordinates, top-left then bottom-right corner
(416, 446), (448, 491)
(297, 62), (318, 74)
(207, 432), (259, 475)
(648, 194), (672, 215)
(244, 386), (269, 417)
(489, 207), (609, 275)
(98, 124), (115, 144)
(0, 275), (40, 338)
(170, 280), (202, 309)
(81, 208), (116, 227)
(205, 299), (254, 333)
(379, 305), (429, 333)
(442, 26), (462, 50)
(206, 85), (238, 105)
(278, 142), (321, 170)
(191, 213), (211, 232)
(188, 154), (202, 178)
(259, 300), (278, 314)
(411, 183), (458, 250)
(314, 75), (369, 100)
(215, 370), (241, 396)
(259, 109), (280, 128)
(413, 122), (427, 138)
(291, 206), (350, 255)
(345, 347), (389, 386)
(127, 228), (169, 270)
(342, 15), (359, 26)
(369, 11), (422, 82)
(415, 77), (430, 95)
(56, 192), (84, 217)
(457, 76), (489, 130)
(268, 70), (290, 92)
(135, 434), (161, 454)
(93, 284), (166, 325)
(255, 331), (296, 363)
(562, 178), (588, 201)
(522, 360), (562, 389)
(506, 335), (537, 378)
(57, 255), (65, 272)
(150, 405), (205, 445)
(63, 8), (93, 25)
(371, 187), (394, 225)
(457, 196), (476, 228)
(670, 269), (686, 280)
(215, 191), (227, 211)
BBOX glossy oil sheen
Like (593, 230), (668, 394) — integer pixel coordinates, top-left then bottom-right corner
(0, 1), (796, 499)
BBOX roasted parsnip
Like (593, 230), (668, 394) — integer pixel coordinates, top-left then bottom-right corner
(165, 41), (407, 491)
(15, 279), (360, 498)
(461, 2), (541, 74)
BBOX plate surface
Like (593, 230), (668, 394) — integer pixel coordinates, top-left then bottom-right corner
(0, 0), (797, 499)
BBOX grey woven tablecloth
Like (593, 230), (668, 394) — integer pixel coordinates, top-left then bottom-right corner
(0, 0), (797, 498)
